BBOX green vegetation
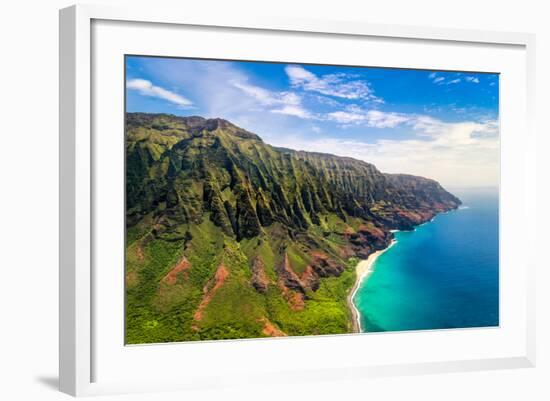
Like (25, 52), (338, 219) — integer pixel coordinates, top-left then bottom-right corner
(125, 113), (461, 344)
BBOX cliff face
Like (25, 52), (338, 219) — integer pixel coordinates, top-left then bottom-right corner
(125, 113), (460, 343)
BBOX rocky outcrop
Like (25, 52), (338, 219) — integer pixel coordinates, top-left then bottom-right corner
(276, 253), (306, 294)
(310, 251), (345, 278)
(300, 265), (319, 291)
(251, 257), (270, 293)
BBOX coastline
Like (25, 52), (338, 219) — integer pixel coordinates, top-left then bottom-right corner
(348, 239), (397, 333)
(347, 206), (461, 333)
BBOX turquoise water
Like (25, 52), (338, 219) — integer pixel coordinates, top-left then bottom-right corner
(354, 189), (499, 332)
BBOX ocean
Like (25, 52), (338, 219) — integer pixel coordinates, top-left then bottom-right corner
(353, 188), (499, 332)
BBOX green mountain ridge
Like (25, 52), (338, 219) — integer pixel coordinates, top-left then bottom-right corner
(125, 112), (461, 343)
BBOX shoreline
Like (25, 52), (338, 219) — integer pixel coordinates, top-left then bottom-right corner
(348, 239), (397, 333)
(347, 207), (460, 333)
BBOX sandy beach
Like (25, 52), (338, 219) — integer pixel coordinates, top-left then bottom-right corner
(347, 240), (397, 333)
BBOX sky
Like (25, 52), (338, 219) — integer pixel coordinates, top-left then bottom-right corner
(126, 56), (499, 188)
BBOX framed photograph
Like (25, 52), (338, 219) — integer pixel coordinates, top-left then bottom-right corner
(59, 4), (536, 396)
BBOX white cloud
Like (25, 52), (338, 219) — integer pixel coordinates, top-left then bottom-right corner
(429, 72), (484, 86)
(409, 115), (446, 135)
(366, 110), (410, 128)
(126, 78), (193, 108)
(327, 105), (411, 128)
(271, 105), (312, 119)
(266, 118), (499, 188)
(311, 94), (342, 107)
(311, 125), (322, 134)
(231, 81), (297, 106)
(285, 65), (381, 101)
(232, 81), (313, 119)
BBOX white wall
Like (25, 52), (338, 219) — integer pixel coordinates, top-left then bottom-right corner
(0, 1), (547, 400)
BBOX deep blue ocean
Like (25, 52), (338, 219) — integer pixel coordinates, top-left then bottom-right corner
(354, 189), (499, 332)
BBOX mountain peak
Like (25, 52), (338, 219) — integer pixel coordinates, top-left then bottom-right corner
(194, 117), (262, 141)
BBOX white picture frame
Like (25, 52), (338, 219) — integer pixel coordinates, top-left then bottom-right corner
(59, 4), (536, 397)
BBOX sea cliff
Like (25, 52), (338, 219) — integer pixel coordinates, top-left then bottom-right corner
(125, 113), (461, 343)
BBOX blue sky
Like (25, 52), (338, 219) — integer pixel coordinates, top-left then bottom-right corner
(126, 56), (499, 188)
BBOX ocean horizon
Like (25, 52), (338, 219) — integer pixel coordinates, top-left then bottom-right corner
(353, 188), (499, 333)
